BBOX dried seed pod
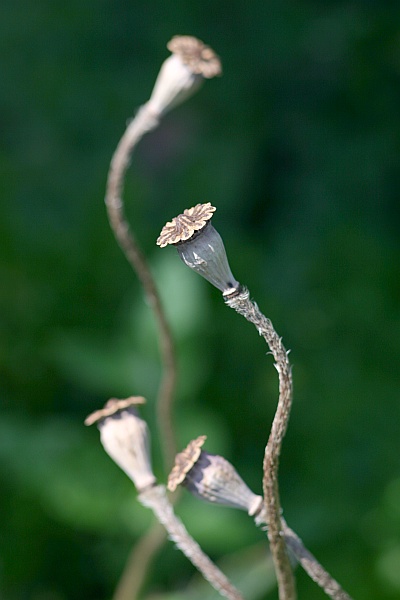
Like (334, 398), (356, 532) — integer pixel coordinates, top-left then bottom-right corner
(157, 203), (240, 295)
(85, 397), (156, 492)
(147, 36), (221, 117)
(84, 396), (146, 426)
(167, 35), (222, 78)
(168, 435), (207, 491)
(157, 203), (216, 248)
(168, 436), (263, 516)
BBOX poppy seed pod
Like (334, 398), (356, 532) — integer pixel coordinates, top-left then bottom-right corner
(147, 36), (221, 118)
(168, 436), (263, 516)
(85, 397), (156, 493)
(157, 203), (240, 295)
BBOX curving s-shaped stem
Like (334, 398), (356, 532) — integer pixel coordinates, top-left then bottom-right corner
(105, 106), (178, 471)
(225, 287), (296, 600)
(105, 34), (222, 472)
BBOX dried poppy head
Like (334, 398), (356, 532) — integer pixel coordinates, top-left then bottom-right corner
(168, 435), (207, 492)
(85, 396), (156, 492)
(167, 36), (222, 79)
(147, 35), (221, 118)
(168, 436), (263, 516)
(84, 396), (146, 426)
(157, 203), (240, 296)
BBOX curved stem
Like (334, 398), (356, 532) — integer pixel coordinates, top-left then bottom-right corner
(139, 485), (244, 600)
(105, 105), (177, 470)
(225, 287), (296, 600)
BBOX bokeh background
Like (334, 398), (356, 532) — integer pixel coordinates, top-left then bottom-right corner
(1, 1), (400, 599)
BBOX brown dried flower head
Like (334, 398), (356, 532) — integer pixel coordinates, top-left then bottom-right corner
(84, 396), (146, 426)
(157, 203), (240, 294)
(168, 435), (207, 492)
(157, 203), (216, 248)
(167, 36), (222, 78)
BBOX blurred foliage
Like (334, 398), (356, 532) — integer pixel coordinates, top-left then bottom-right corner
(1, 1), (400, 599)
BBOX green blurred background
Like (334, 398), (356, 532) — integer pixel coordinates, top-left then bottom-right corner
(1, 1), (400, 598)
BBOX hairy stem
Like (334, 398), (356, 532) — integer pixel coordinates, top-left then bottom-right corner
(225, 287), (296, 600)
(139, 485), (244, 600)
(105, 105), (177, 470)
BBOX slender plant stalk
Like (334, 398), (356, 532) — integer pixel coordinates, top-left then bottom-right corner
(225, 287), (296, 600)
(105, 106), (177, 471)
(281, 519), (353, 600)
(252, 508), (353, 599)
(112, 522), (166, 600)
(139, 485), (244, 600)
